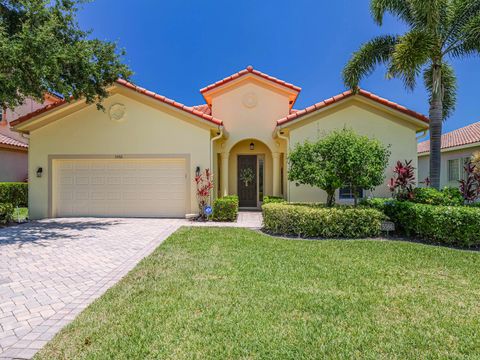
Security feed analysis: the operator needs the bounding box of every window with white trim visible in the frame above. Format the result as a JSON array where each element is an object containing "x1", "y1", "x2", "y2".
[{"x1": 448, "y1": 157, "x2": 472, "y2": 182}]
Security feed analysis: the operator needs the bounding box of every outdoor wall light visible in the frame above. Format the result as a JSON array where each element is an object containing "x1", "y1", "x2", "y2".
[
  {"x1": 36, "y1": 167, "x2": 43, "y2": 178},
  {"x1": 195, "y1": 166, "x2": 201, "y2": 177},
  {"x1": 250, "y1": 142, "x2": 255, "y2": 150}
]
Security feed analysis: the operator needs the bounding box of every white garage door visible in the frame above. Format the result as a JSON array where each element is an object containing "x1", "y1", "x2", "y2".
[{"x1": 54, "y1": 158, "x2": 187, "y2": 218}]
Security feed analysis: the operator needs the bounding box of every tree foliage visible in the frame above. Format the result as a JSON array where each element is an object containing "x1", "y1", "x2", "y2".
[
  {"x1": 343, "y1": 0, "x2": 480, "y2": 189},
  {"x1": 0, "y1": 0, "x2": 132, "y2": 109},
  {"x1": 288, "y1": 128, "x2": 390, "y2": 206}
]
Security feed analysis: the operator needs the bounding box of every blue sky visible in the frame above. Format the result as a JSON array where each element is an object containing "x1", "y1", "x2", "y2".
[{"x1": 78, "y1": 0, "x2": 479, "y2": 134}]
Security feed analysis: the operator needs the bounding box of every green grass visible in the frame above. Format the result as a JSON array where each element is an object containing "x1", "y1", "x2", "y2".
[
  {"x1": 13, "y1": 207, "x2": 28, "y2": 222},
  {"x1": 36, "y1": 228, "x2": 480, "y2": 359}
]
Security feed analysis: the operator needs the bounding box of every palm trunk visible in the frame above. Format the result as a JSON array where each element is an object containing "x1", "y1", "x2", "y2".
[{"x1": 429, "y1": 64, "x2": 443, "y2": 190}]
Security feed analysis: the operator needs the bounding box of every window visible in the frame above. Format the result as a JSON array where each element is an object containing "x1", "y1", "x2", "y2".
[
  {"x1": 448, "y1": 157, "x2": 471, "y2": 182},
  {"x1": 462, "y1": 157, "x2": 471, "y2": 181},
  {"x1": 448, "y1": 159, "x2": 460, "y2": 182},
  {"x1": 339, "y1": 186, "x2": 364, "y2": 200}
]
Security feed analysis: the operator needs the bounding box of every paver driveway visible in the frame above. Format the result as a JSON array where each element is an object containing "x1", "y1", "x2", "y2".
[{"x1": 0, "y1": 218, "x2": 185, "y2": 359}]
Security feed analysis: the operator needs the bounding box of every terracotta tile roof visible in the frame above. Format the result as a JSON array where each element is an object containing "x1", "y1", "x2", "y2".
[
  {"x1": 192, "y1": 104, "x2": 212, "y2": 116},
  {"x1": 0, "y1": 132, "x2": 28, "y2": 149},
  {"x1": 200, "y1": 66, "x2": 301, "y2": 94},
  {"x1": 276, "y1": 89, "x2": 429, "y2": 126},
  {"x1": 418, "y1": 121, "x2": 480, "y2": 154},
  {"x1": 11, "y1": 80, "x2": 223, "y2": 128}
]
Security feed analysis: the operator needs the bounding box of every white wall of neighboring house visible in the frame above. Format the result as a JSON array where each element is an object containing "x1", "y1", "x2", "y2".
[{"x1": 418, "y1": 145, "x2": 480, "y2": 188}]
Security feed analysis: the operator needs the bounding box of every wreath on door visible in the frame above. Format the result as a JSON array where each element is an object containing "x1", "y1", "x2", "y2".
[{"x1": 240, "y1": 168, "x2": 255, "y2": 187}]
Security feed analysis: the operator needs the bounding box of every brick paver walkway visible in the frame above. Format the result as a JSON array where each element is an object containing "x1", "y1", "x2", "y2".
[{"x1": 0, "y1": 212, "x2": 262, "y2": 359}]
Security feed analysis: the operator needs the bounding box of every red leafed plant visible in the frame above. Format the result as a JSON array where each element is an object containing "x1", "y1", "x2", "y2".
[
  {"x1": 195, "y1": 168, "x2": 214, "y2": 220},
  {"x1": 420, "y1": 177, "x2": 431, "y2": 187},
  {"x1": 388, "y1": 160, "x2": 416, "y2": 200},
  {"x1": 459, "y1": 161, "x2": 480, "y2": 204}
]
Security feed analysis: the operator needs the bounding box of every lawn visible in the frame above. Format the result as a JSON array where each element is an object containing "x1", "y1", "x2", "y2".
[{"x1": 36, "y1": 227, "x2": 480, "y2": 359}]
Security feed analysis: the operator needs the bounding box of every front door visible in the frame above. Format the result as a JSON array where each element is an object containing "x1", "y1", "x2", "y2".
[{"x1": 238, "y1": 155, "x2": 257, "y2": 207}]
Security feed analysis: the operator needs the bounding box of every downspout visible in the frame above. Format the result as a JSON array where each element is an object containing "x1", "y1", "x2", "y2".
[
  {"x1": 210, "y1": 126, "x2": 224, "y2": 204},
  {"x1": 276, "y1": 127, "x2": 289, "y2": 201}
]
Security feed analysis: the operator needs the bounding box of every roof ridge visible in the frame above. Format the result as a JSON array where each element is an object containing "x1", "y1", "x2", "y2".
[
  {"x1": 200, "y1": 65, "x2": 302, "y2": 94},
  {"x1": 276, "y1": 88, "x2": 429, "y2": 126}
]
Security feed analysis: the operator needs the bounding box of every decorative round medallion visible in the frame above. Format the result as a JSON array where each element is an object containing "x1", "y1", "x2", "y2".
[
  {"x1": 108, "y1": 103, "x2": 127, "y2": 122},
  {"x1": 242, "y1": 92, "x2": 258, "y2": 108}
]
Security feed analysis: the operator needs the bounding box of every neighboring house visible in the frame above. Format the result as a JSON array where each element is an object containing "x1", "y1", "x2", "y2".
[
  {"x1": 12, "y1": 66, "x2": 429, "y2": 219},
  {"x1": 0, "y1": 96, "x2": 59, "y2": 182},
  {"x1": 418, "y1": 121, "x2": 480, "y2": 188}
]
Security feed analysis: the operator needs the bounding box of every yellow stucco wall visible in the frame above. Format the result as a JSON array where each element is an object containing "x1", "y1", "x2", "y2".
[
  {"x1": 418, "y1": 145, "x2": 480, "y2": 188},
  {"x1": 212, "y1": 80, "x2": 289, "y2": 154},
  {"x1": 287, "y1": 99, "x2": 419, "y2": 202},
  {"x1": 28, "y1": 93, "x2": 212, "y2": 219}
]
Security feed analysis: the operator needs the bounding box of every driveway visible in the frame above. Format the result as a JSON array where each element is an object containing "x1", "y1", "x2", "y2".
[{"x1": 0, "y1": 218, "x2": 185, "y2": 359}]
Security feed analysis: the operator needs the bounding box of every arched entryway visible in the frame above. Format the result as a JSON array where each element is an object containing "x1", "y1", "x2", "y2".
[{"x1": 216, "y1": 138, "x2": 283, "y2": 208}]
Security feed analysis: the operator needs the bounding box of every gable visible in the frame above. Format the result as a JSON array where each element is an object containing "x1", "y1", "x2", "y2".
[
  {"x1": 277, "y1": 89, "x2": 429, "y2": 132},
  {"x1": 31, "y1": 93, "x2": 212, "y2": 149},
  {"x1": 201, "y1": 66, "x2": 300, "y2": 109},
  {"x1": 211, "y1": 80, "x2": 290, "y2": 144},
  {"x1": 12, "y1": 81, "x2": 222, "y2": 134}
]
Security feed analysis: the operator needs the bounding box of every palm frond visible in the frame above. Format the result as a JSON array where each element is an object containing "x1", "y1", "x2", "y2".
[
  {"x1": 423, "y1": 62, "x2": 457, "y2": 119},
  {"x1": 410, "y1": 0, "x2": 449, "y2": 33},
  {"x1": 343, "y1": 35, "x2": 398, "y2": 90},
  {"x1": 444, "y1": 0, "x2": 480, "y2": 47},
  {"x1": 370, "y1": 0, "x2": 414, "y2": 26},
  {"x1": 447, "y1": 14, "x2": 480, "y2": 57},
  {"x1": 389, "y1": 30, "x2": 433, "y2": 89}
]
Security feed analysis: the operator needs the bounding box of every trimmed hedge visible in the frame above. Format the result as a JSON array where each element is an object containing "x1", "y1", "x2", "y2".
[
  {"x1": 0, "y1": 182, "x2": 28, "y2": 207},
  {"x1": 212, "y1": 196, "x2": 239, "y2": 222},
  {"x1": 412, "y1": 187, "x2": 463, "y2": 206},
  {"x1": 262, "y1": 203, "x2": 385, "y2": 238},
  {"x1": 362, "y1": 199, "x2": 480, "y2": 247},
  {"x1": 262, "y1": 196, "x2": 286, "y2": 205},
  {"x1": 0, "y1": 203, "x2": 14, "y2": 224}
]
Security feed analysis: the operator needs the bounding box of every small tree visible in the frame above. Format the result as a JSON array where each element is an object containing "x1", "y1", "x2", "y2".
[
  {"x1": 194, "y1": 169, "x2": 214, "y2": 220},
  {"x1": 288, "y1": 128, "x2": 390, "y2": 206}
]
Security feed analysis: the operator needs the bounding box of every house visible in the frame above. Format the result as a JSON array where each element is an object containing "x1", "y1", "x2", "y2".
[
  {"x1": 418, "y1": 121, "x2": 480, "y2": 187},
  {"x1": 0, "y1": 96, "x2": 59, "y2": 182},
  {"x1": 12, "y1": 66, "x2": 429, "y2": 219}
]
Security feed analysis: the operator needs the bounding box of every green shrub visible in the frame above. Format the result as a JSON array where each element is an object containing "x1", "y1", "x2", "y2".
[
  {"x1": 360, "y1": 198, "x2": 391, "y2": 212},
  {"x1": 412, "y1": 187, "x2": 463, "y2": 206},
  {"x1": 0, "y1": 203, "x2": 14, "y2": 224},
  {"x1": 262, "y1": 203, "x2": 385, "y2": 238},
  {"x1": 212, "y1": 196, "x2": 239, "y2": 222},
  {"x1": 0, "y1": 182, "x2": 28, "y2": 207},
  {"x1": 378, "y1": 201, "x2": 480, "y2": 247},
  {"x1": 468, "y1": 202, "x2": 480, "y2": 208},
  {"x1": 262, "y1": 196, "x2": 286, "y2": 205}
]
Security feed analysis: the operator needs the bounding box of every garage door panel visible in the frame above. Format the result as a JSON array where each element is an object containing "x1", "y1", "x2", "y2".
[{"x1": 54, "y1": 158, "x2": 187, "y2": 218}]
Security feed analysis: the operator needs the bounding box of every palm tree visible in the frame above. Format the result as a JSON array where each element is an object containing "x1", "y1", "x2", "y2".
[{"x1": 343, "y1": 0, "x2": 480, "y2": 189}]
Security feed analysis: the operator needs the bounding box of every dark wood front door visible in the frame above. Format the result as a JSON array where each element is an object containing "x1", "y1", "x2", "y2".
[{"x1": 238, "y1": 155, "x2": 257, "y2": 207}]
